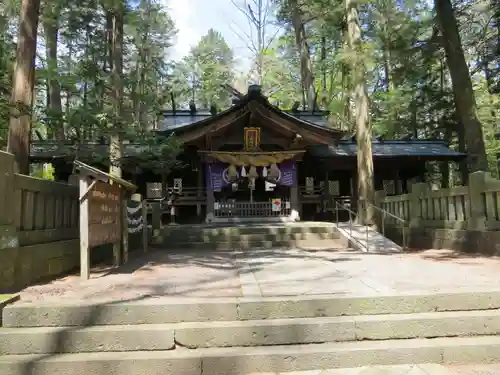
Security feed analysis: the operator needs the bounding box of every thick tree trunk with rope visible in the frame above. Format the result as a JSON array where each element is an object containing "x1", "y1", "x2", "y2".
[
  {"x1": 346, "y1": 0, "x2": 375, "y2": 225},
  {"x1": 7, "y1": 0, "x2": 41, "y2": 174}
]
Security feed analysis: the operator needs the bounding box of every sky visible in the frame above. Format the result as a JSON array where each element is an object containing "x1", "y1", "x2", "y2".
[{"x1": 166, "y1": 0, "x2": 270, "y2": 72}]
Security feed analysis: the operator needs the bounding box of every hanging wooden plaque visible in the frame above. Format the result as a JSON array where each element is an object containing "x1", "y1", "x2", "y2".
[{"x1": 244, "y1": 127, "x2": 261, "y2": 151}]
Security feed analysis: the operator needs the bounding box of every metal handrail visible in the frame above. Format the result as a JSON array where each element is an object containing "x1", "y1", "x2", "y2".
[
  {"x1": 367, "y1": 203, "x2": 405, "y2": 222},
  {"x1": 333, "y1": 199, "x2": 408, "y2": 252},
  {"x1": 365, "y1": 202, "x2": 408, "y2": 251},
  {"x1": 334, "y1": 200, "x2": 370, "y2": 252}
]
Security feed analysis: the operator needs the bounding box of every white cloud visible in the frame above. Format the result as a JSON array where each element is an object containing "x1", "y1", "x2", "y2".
[{"x1": 165, "y1": 0, "x2": 204, "y2": 60}]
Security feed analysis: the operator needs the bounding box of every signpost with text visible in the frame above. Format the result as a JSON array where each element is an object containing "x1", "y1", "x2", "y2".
[{"x1": 74, "y1": 160, "x2": 136, "y2": 280}]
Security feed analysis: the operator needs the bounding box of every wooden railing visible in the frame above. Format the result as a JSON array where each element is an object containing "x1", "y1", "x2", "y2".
[
  {"x1": 381, "y1": 194, "x2": 411, "y2": 224},
  {"x1": 377, "y1": 171, "x2": 500, "y2": 231},
  {"x1": 177, "y1": 187, "x2": 205, "y2": 200},
  {"x1": 299, "y1": 185, "x2": 323, "y2": 196},
  {"x1": 214, "y1": 200, "x2": 291, "y2": 217},
  {"x1": 483, "y1": 183, "x2": 500, "y2": 226}
]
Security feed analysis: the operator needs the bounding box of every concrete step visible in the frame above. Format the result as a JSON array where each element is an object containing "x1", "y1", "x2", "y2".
[
  {"x1": 2, "y1": 309, "x2": 500, "y2": 354},
  {"x1": 1, "y1": 336, "x2": 500, "y2": 375},
  {"x1": 4, "y1": 290, "x2": 500, "y2": 327}
]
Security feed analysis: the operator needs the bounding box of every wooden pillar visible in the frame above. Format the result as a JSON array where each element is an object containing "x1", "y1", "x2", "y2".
[
  {"x1": 323, "y1": 169, "x2": 329, "y2": 215},
  {"x1": 121, "y1": 192, "x2": 129, "y2": 264},
  {"x1": 205, "y1": 164, "x2": 215, "y2": 223},
  {"x1": 393, "y1": 168, "x2": 400, "y2": 195},
  {"x1": 79, "y1": 177, "x2": 90, "y2": 280},
  {"x1": 351, "y1": 168, "x2": 359, "y2": 213},
  {"x1": 206, "y1": 189, "x2": 214, "y2": 223},
  {"x1": 113, "y1": 192, "x2": 123, "y2": 267},
  {"x1": 290, "y1": 162, "x2": 300, "y2": 221},
  {"x1": 141, "y1": 199, "x2": 148, "y2": 252},
  {"x1": 151, "y1": 202, "x2": 162, "y2": 233},
  {"x1": 290, "y1": 185, "x2": 299, "y2": 221},
  {"x1": 196, "y1": 166, "x2": 203, "y2": 219}
]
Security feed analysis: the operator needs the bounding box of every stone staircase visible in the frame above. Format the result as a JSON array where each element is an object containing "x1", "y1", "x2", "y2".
[
  {"x1": 2, "y1": 291, "x2": 500, "y2": 374},
  {"x1": 155, "y1": 222, "x2": 349, "y2": 250}
]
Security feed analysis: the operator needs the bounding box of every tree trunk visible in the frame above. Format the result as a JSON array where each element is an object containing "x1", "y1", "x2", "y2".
[
  {"x1": 42, "y1": 6, "x2": 64, "y2": 140},
  {"x1": 7, "y1": 0, "x2": 41, "y2": 174},
  {"x1": 346, "y1": 0, "x2": 375, "y2": 225},
  {"x1": 435, "y1": 0, "x2": 488, "y2": 172},
  {"x1": 321, "y1": 36, "x2": 327, "y2": 108},
  {"x1": 109, "y1": 1, "x2": 124, "y2": 178},
  {"x1": 290, "y1": 1, "x2": 316, "y2": 111}
]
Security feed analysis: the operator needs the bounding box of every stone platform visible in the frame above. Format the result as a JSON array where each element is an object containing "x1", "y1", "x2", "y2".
[
  {"x1": 10, "y1": 246, "x2": 500, "y2": 304},
  {"x1": 2, "y1": 247, "x2": 500, "y2": 374}
]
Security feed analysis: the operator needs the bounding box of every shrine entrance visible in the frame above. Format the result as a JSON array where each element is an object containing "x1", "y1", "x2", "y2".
[
  {"x1": 213, "y1": 172, "x2": 292, "y2": 219},
  {"x1": 202, "y1": 151, "x2": 301, "y2": 222}
]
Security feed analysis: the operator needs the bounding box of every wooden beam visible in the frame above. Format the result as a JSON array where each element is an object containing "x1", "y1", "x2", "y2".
[
  {"x1": 79, "y1": 176, "x2": 90, "y2": 280},
  {"x1": 255, "y1": 109, "x2": 334, "y2": 145},
  {"x1": 210, "y1": 135, "x2": 290, "y2": 149},
  {"x1": 251, "y1": 103, "x2": 335, "y2": 145},
  {"x1": 179, "y1": 109, "x2": 250, "y2": 143}
]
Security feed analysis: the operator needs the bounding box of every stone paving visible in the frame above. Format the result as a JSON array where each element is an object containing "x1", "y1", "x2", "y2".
[
  {"x1": 253, "y1": 364, "x2": 500, "y2": 375},
  {"x1": 8, "y1": 246, "x2": 500, "y2": 373},
  {"x1": 15, "y1": 246, "x2": 500, "y2": 304},
  {"x1": 447, "y1": 364, "x2": 500, "y2": 375}
]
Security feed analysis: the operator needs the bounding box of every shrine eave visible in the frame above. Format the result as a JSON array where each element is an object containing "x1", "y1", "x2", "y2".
[{"x1": 309, "y1": 140, "x2": 466, "y2": 161}]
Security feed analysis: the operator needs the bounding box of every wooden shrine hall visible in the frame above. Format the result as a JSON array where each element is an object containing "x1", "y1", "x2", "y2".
[{"x1": 29, "y1": 85, "x2": 466, "y2": 224}]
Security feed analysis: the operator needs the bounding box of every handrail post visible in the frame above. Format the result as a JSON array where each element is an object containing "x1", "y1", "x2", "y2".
[
  {"x1": 350, "y1": 202, "x2": 353, "y2": 238},
  {"x1": 335, "y1": 200, "x2": 339, "y2": 225}
]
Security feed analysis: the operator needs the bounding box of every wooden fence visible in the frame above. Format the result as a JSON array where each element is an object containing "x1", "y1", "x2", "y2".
[
  {"x1": 15, "y1": 174, "x2": 79, "y2": 246},
  {"x1": 375, "y1": 171, "x2": 500, "y2": 231},
  {"x1": 0, "y1": 151, "x2": 79, "y2": 291}
]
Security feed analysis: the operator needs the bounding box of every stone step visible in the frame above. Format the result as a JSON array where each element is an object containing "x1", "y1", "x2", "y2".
[
  {"x1": 233, "y1": 364, "x2": 500, "y2": 375},
  {"x1": 162, "y1": 232, "x2": 343, "y2": 244},
  {"x1": 2, "y1": 309, "x2": 500, "y2": 354},
  {"x1": 163, "y1": 223, "x2": 339, "y2": 237},
  {"x1": 1, "y1": 335, "x2": 500, "y2": 375},
  {"x1": 4, "y1": 290, "x2": 500, "y2": 327},
  {"x1": 159, "y1": 239, "x2": 347, "y2": 251}
]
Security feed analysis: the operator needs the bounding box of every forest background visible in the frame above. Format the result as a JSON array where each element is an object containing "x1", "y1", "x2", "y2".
[{"x1": 0, "y1": 0, "x2": 499, "y2": 188}]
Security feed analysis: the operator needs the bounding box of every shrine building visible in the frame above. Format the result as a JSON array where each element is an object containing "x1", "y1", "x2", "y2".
[{"x1": 29, "y1": 85, "x2": 465, "y2": 224}]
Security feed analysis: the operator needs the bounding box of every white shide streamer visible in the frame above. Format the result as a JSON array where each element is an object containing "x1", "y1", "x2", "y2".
[
  {"x1": 128, "y1": 223, "x2": 144, "y2": 234},
  {"x1": 127, "y1": 203, "x2": 142, "y2": 215},
  {"x1": 127, "y1": 201, "x2": 145, "y2": 234}
]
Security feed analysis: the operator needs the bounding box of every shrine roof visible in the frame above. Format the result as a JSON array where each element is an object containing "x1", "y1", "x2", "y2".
[
  {"x1": 309, "y1": 140, "x2": 466, "y2": 160},
  {"x1": 159, "y1": 110, "x2": 332, "y2": 131},
  {"x1": 157, "y1": 86, "x2": 343, "y2": 141}
]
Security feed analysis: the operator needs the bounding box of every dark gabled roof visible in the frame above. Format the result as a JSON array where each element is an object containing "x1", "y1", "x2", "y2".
[
  {"x1": 309, "y1": 139, "x2": 466, "y2": 160},
  {"x1": 284, "y1": 111, "x2": 331, "y2": 128},
  {"x1": 157, "y1": 86, "x2": 342, "y2": 138},
  {"x1": 159, "y1": 111, "x2": 213, "y2": 131}
]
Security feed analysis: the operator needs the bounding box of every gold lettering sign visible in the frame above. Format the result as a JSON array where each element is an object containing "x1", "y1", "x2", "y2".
[{"x1": 244, "y1": 127, "x2": 261, "y2": 151}]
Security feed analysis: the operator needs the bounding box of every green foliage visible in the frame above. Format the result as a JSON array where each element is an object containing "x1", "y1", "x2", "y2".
[
  {"x1": 30, "y1": 163, "x2": 55, "y2": 180},
  {"x1": 123, "y1": 133, "x2": 183, "y2": 176},
  {"x1": 1, "y1": 0, "x2": 500, "y2": 182},
  {"x1": 169, "y1": 29, "x2": 235, "y2": 110}
]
